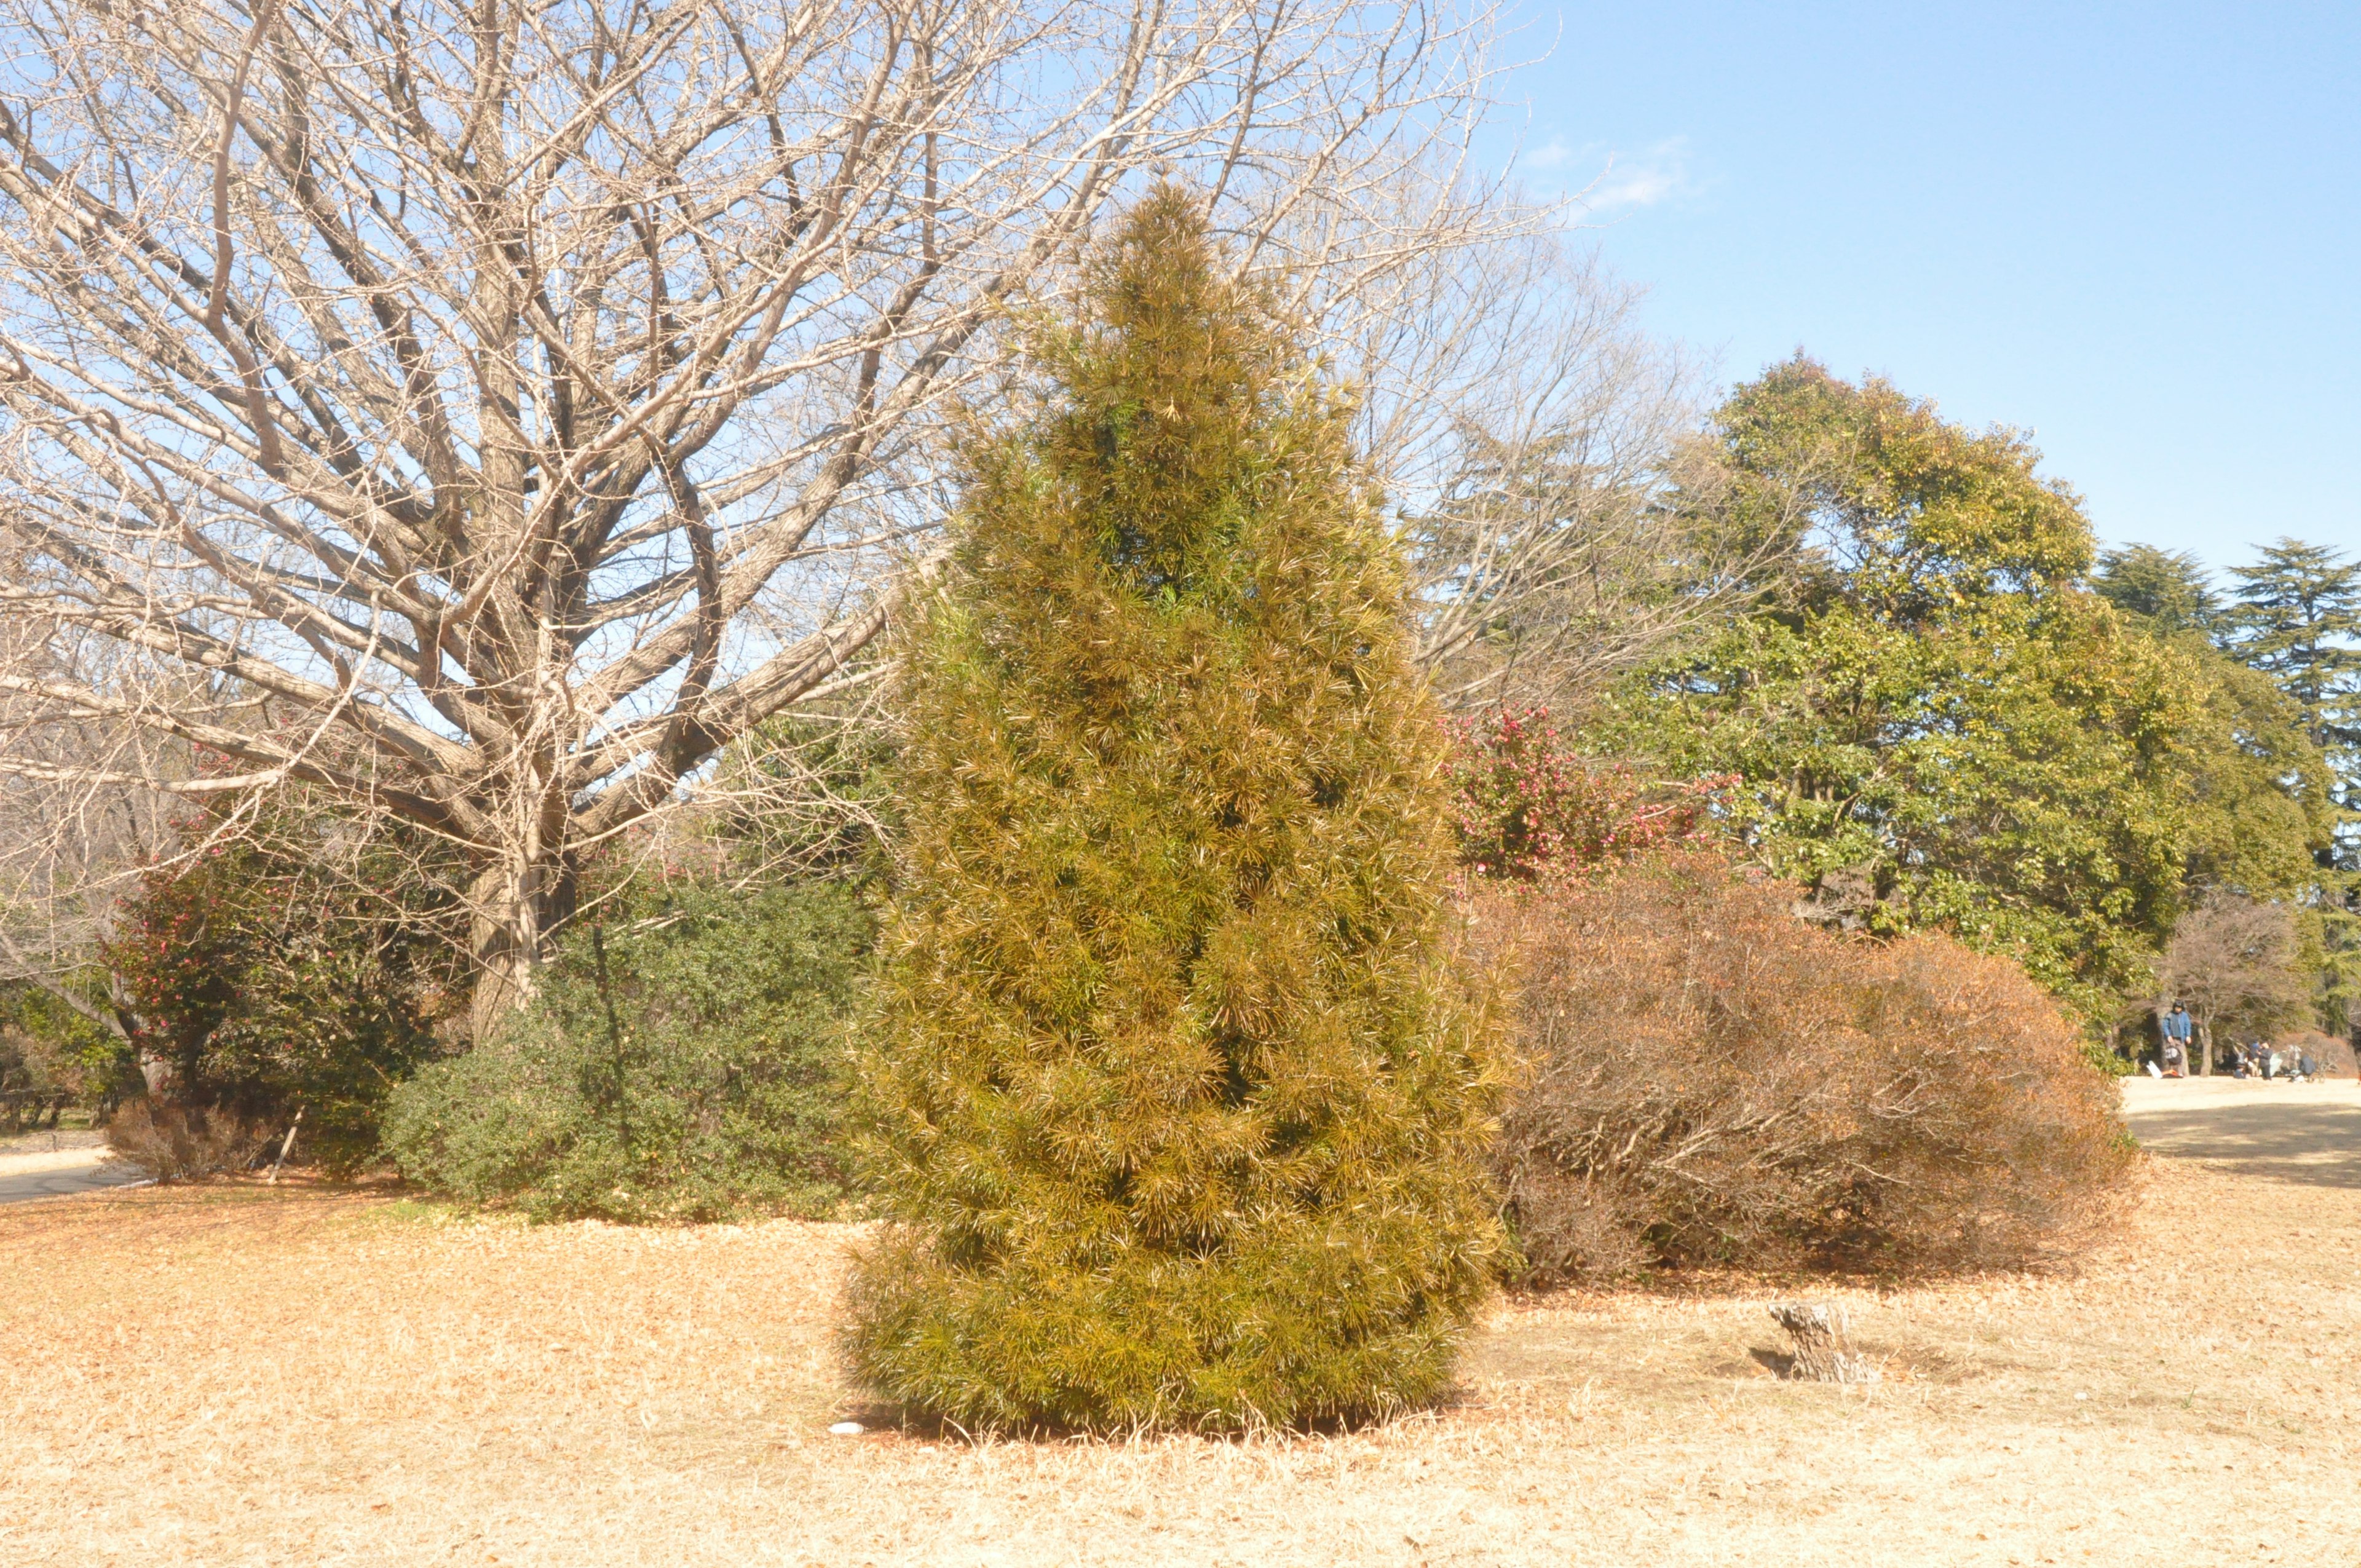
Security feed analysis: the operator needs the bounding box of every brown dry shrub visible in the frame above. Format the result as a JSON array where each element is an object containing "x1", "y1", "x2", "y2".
[
  {"x1": 105, "y1": 1100, "x2": 269, "y2": 1182},
  {"x1": 1472, "y1": 855, "x2": 2134, "y2": 1286},
  {"x1": 2274, "y1": 1031, "x2": 2355, "y2": 1079}
]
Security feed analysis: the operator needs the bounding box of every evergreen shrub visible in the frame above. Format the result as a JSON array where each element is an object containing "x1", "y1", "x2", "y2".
[
  {"x1": 106, "y1": 793, "x2": 469, "y2": 1173},
  {"x1": 1476, "y1": 854, "x2": 2133, "y2": 1285},
  {"x1": 383, "y1": 877, "x2": 871, "y2": 1221},
  {"x1": 840, "y1": 188, "x2": 1506, "y2": 1433},
  {"x1": 1, "y1": 983, "x2": 125, "y2": 1127}
]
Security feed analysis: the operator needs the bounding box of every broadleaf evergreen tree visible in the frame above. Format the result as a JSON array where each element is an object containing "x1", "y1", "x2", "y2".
[
  {"x1": 842, "y1": 188, "x2": 1505, "y2": 1432},
  {"x1": 1598, "y1": 361, "x2": 2331, "y2": 1028}
]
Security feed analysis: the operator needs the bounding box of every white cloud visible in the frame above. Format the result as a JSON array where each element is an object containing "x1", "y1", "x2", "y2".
[
  {"x1": 1525, "y1": 135, "x2": 1580, "y2": 172},
  {"x1": 1516, "y1": 135, "x2": 1695, "y2": 216},
  {"x1": 1583, "y1": 139, "x2": 1693, "y2": 212}
]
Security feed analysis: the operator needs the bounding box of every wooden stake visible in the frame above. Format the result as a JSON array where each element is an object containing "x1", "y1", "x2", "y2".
[{"x1": 266, "y1": 1107, "x2": 304, "y2": 1185}]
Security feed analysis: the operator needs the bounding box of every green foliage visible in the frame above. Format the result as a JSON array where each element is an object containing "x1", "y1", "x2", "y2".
[
  {"x1": 0, "y1": 980, "x2": 127, "y2": 1111},
  {"x1": 1714, "y1": 355, "x2": 2095, "y2": 612},
  {"x1": 2108, "y1": 583, "x2": 2343, "y2": 918},
  {"x1": 2220, "y1": 537, "x2": 2361, "y2": 1032},
  {"x1": 1599, "y1": 360, "x2": 2330, "y2": 1025},
  {"x1": 383, "y1": 876, "x2": 871, "y2": 1222},
  {"x1": 106, "y1": 794, "x2": 469, "y2": 1172},
  {"x1": 2225, "y1": 539, "x2": 2361, "y2": 769},
  {"x1": 2165, "y1": 648, "x2": 2336, "y2": 901},
  {"x1": 2095, "y1": 544, "x2": 2223, "y2": 636},
  {"x1": 842, "y1": 188, "x2": 1505, "y2": 1433}
]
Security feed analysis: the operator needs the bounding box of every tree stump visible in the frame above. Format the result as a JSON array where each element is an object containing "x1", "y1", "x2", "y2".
[{"x1": 1769, "y1": 1302, "x2": 1880, "y2": 1384}]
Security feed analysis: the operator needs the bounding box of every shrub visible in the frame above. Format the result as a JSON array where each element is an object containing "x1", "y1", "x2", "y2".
[
  {"x1": 1475, "y1": 855, "x2": 2133, "y2": 1286},
  {"x1": 1, "y1": 981, "x2": 133, "y2": 1123},
  {"x1": 1444, "y1": 705, "x2": 1725, "y2": 880},
  {"x1": 841, "y1": 188, "x2": 1506, "y2": 1433},
  {"x1": 105, "y1": 1099, "x2": 267, "y2": 1181},
  {"x1": 383, "y1": 877, "x2": 871, "y2": 1222},
  {"x1": 106, "y1": 791, "x2": 469, "y2": 1171}
]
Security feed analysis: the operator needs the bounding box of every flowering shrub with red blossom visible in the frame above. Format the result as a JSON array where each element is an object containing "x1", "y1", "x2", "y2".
[
  {"x1": 105, "y1": 788, "x2": 470, "y2": 1173},
  {"x1": 1442, "y1": 707, "x2": 1730, "y2": 880},
  {"x1": 108, "y1": 847, "x2": 248, "y2": 1088}
]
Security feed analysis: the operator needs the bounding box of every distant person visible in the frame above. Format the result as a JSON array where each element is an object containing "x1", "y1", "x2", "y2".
[{"x1": 2161, "y1": 1004, "x2": 2193, "y2": 1077}]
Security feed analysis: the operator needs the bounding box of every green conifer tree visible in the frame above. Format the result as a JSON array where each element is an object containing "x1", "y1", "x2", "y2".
[
  {"x1": 840, "y1": 188, "x2": 1505, "y2": 1433},
  {"x1": 2095, "y1": 544, "x2": 2223, "y2": 636},
  {"x1": 2225, "y1": 537, "x2": 2361, "y2": 1033},
  {"x1": 2227, "y1": 537, "x2": 2361, "y2": 810}
]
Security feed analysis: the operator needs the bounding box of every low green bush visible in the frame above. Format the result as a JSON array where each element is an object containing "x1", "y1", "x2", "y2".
[{"x1": 383, "y1": 877, "x2": 872, "y2": 1221}]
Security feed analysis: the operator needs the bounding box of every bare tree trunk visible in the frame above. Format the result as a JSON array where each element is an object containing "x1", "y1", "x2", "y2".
[{"x1": 465, "y1": 867, "x2": 535, "y2": 1044}]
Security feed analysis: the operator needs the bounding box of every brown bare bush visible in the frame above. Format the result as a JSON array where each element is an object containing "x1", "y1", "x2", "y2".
[
  {"x1": 2276, "y1": 1031, "x2": 2357, "y2": 1079},
  {"x1": 104, "y1": 1099, "x2": 267, "y2": 1183},
  {"x1": 1471, "y1": 856, "x2": 2133, "y2": 1286}
]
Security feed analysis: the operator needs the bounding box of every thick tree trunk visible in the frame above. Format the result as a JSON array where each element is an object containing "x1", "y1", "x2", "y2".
[
  {"x1": 467, "y1": 938, "x2": 534, "y2": 1048},
  {"x1": 465, "y1": 850, "x2": 577, "y2": 1046}
]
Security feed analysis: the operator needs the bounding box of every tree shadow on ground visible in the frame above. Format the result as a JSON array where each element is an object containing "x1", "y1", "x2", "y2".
[{"x1": 2126, "y1": 1102, "x2": 2361, "y2": 1190}]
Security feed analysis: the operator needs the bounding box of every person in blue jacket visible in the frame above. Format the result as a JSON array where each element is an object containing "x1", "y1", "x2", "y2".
[{"x1": 2160, "y1": 1003, "x2": 2193, "y2": 1077}]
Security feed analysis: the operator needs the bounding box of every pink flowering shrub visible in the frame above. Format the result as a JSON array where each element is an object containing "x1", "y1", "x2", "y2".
[{"x1": 1442, "y1": 707, "x2": 1728, "y2": 880}]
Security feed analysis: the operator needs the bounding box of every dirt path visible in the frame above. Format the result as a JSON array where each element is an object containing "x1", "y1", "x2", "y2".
[
  {"x1": 0, "y1": 1135, "x2": 144, "y2": 1206},
  {"x1": 1, "y1": 1082, "x2": 2355, "y2": 1567}
]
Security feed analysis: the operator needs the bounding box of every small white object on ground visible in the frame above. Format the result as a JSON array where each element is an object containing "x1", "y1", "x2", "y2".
[{"x1": 828, "y1": 1420, "x2": 864, "y2": 1437}]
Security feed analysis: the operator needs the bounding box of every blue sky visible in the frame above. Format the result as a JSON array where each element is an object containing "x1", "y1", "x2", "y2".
[{"x1": 1497, "y1": 1, "x2": 2359, "y2": 575}]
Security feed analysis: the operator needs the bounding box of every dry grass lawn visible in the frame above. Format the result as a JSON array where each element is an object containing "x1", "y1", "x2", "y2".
[{"x1": 4, "y1": 1078, "x2": 2357, "y2": 1567}]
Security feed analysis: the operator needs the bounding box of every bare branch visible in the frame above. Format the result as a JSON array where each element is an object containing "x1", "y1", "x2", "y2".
[{"x1": 0, "y1": 0, "x2": 1529, "y2": 1032}]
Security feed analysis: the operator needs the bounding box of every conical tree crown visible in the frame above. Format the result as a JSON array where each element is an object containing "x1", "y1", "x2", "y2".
[{"x1": 843, "y1": 186, "x2": 1503, "y2": 1432}]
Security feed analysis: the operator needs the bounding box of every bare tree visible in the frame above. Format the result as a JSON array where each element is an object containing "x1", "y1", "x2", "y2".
[
  {"x1": 0, "y1": 572, "x2": 188, "y2": 1047},
  {"x1": 0, "y1": 0, "x2": 1522, "y2": 1033},
  {"x1": 2159, "y1": 893, "x2": 2312, "y2": 1075},
  {"x1": 1356, "y1": 229, "x2": 1792, "y2": 713}
]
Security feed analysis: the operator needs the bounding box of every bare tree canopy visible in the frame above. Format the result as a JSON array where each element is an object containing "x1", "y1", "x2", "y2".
[
  {"x1": 1370, "y1": 236, "x2": 1791, "y2": 713},
  {"x1": 2159, "y1": 892, "x2": 2312, "y2": 1072},
  {"x1": 0, "y1": 0, "x2": 1519, "y2": 1029}
]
